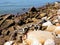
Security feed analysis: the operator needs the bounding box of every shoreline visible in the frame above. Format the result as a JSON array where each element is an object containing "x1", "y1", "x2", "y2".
[
  {"x1": 0, "y1": 1, "x2": 56, "y2": 15},
  {"x1": 0, "y1": 2, "x2": 60, "y2": 45}
]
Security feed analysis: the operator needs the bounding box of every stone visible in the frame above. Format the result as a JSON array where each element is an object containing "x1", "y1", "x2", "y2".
[
  {"x1": 42, "y1": 21, "x2": 53, "y2": 26},
  {"x1": 44, "y1": 39, "x2": 55, "y2": 45},
  {"x1": 46, "y1": 25, "x2": 56, "y2": 32},
  {"x1": 14, "y1": 17, "x2": 20, "y2": 24},
  {"x1": 4, "y1": 41, "x2": 14, "y2": 45},
  {"x1": 25, "y1": 31, "x2": 55, "y2": 45},
  {"x1": 0, "y1": 14, "x2": 11, "y2": 25},
  {"x1": 1, "y1": 19, "x2": 14, "y2": 29},
  {"x1": 40, "y1": 13, "x2": 47, "y2": 18},
  {"x1": 57, "y1": 9, "x2": 60, "y2": 15},
  {"x1": 54, "y1": 26, "x2": 60, "y2": 34},
  {"x1": 26, "y1": 18, "x2": 33, "y2": 23},
  {"x1": 56, "y1": 23, "x2": 60, "y2": 26},
  {"x1": 29, "y1": 7, "x2": 37, "y2": 12}
]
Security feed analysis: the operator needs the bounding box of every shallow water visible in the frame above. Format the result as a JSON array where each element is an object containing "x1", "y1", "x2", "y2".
[{"x1": 0, "y1": 0, "x2": 60, "y2": 15}]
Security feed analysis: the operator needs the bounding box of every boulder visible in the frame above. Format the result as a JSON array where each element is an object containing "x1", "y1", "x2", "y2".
[
  {"x1": 40, "y1": 13, "x2": 47, "y2": 18},
  {"x1": 44, "y1": 39, "x2": 55, "y2": 45},
  {"x1": 1, "y1": 19, "x2": 14, "y2": 29},
  {"x1": 4, "y1": 41, "x2": 14, "y2": 45},
  {"x1": 29, "y1": 7, "x2": 37, "y2": 12},
  {"x1": 42, "y1": 21, "x2": 53, "y2": 26},
  {"x1": 25, "y1": 31, "x2": 55, "y2": 45},
  {"x1": 0, "y1": 14, "x2": 11, "y2": 25}
]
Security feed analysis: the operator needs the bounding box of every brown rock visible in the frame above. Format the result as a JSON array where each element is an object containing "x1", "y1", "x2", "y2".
[
  {"x1": 25, "y1": 18, "x2": 33, "y2": 23},
  {"x1": 4, "y1": 26, "x2": 14, "y2": 36},
  {"x1": 56, "y1": 23, "x2": 60, "y2": 26},
  {"x1": 40, "y1": 13, "x2": 47, "y2": 18},
  {"x1": 14, "y1": 17, "x2": 20, "y2": 24},
  {"x1": 4, "y1": 36, "x2": 10, "y2": 41},
  {"x1": 1, "y1": 19, "x2": 14, "y2": 29},
  {"x1": 0, "y1": 14, "x2": 11, "y2": 25}
]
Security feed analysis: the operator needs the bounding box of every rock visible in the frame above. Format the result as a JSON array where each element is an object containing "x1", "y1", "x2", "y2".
[
  {"x1": 42, "y1": 21, "x2": 53, "y2": 26},
  {"x1": 53, "y1": 19, "x2": 59, "y2": 24},
  {"x1": 32, "y1": 18, "x2": 40, "y2": 23},
  {"x1": 4, "y1": 36, "x2": 10, "y2": 41},
  {"x1": 14, "y1": 25, "x2": 21, "y2": 30},
  {"x1": 57, "y1": 9, "x2": 60, "y2": 15},
  {"x1": 42, "y1": 26, "x2": 47, "y2": 30},
  {"x1": 25, "y1": 18, "x2": 33, "y2": 23},
  {"x1": 42, "y1": 16, "x2": 47, "y2": 20},
  {"x1": 54, "y1": 26, "x2": 60, "y2": 34},
  {"x1": 40, "y1": 13, "x2": 47, "y2": 18},
  {"x1": 55, "y1": 23, "x2": 60, "y2": 26},
  {"x1": 14, "y1": 17, "x2": 20, "y2": 24},
  {"x1": 29, "y1": 7, "x2": 37, "y2": 12},
  {"x1": 25, "y1": 31, "x2": 55, "y2": 45},
  {"x1": 44, "y1": 39, "x2": 55, "y2": 45},
  {"x1": 4, "y1": 41, "x2": 14, "y2": 45},
  {"x1": 54, "y1": 2, "x2": 59, "y2": 7},
  {"x1": 4, "y1": 26, "x2": 14, "y2": 36},
  {"x1": 0, "y1": 14, "x2": 11, "y2": 25},
  {"x1": 31, "y1": 40, "x2": 42, "y2": 45},
  {"x1": 46, "y1": 25, "x2": 56, "y2": 32},
  {"x1": 0, "y1": 17, "x2": 3, "y2": 20},
  {"x1": 0, "y1": 38, "x2": 5, "y2": 45},
  {"x1": 1, "y1": 29, "x2": 7, "y2": 35},
  {"x1": 1, "y1": 19, "x2": 14, "y2": 29}
]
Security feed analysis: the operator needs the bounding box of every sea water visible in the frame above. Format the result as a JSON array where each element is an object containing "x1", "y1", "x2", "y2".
[{"x1": 0, "y1": 0, "x2": 60, "y2": 15}]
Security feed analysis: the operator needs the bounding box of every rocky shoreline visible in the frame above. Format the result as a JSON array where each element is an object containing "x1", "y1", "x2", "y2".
[{"x1": 0, "y1": 2, "x2": 60, "y2": 45}]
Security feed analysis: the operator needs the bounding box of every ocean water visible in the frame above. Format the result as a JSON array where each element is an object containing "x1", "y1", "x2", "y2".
[{"x1": 0, "y1": 0, "x2": 60, "y2": 15}]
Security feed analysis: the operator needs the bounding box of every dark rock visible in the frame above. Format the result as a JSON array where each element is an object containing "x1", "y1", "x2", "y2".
[
  {"x1": 0, "y1": 30, "x2": 2, "y2": 35},
  {"x1": 29, "y1": 7, "x2": 37, "y2": 12},
  {"x1": 18, "y1": 20, "x2": 25, "y2": 25}
]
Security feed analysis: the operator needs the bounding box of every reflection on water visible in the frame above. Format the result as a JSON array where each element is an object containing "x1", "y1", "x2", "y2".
[{"x1": 0, "y1": 0, "x2": 60, "y2": 15}]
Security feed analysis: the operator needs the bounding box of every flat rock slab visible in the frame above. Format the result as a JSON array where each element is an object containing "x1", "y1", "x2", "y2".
[
  {"x1": 0, "y1": 14, "x2": 11, "y2": 25},
  {"x1": 1, "y1": 19, "x2": 14, "y2": 29}
]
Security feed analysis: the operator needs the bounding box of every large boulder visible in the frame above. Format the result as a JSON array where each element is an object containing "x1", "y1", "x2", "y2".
[{"x1": 24, "y1": 31, "x2": 55, "y2": 45}]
